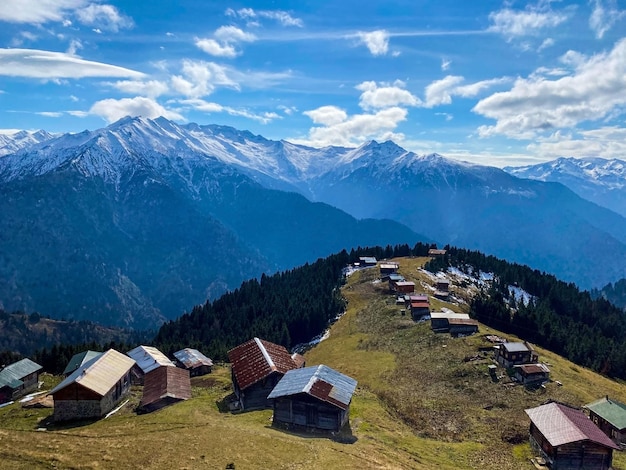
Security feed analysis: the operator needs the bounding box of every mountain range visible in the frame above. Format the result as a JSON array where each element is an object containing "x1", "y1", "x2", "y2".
[
  {"x1": 504, "y1": 157, "x2": 626, "y2": 218},
  {"x1": 1, "y1": 116, "x2": 626, "y2": 328}
]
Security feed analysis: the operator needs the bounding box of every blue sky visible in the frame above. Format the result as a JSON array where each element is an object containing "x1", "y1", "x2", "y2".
[{"x1": 0, "y1": 0, "x2": 625, "y2": 167}]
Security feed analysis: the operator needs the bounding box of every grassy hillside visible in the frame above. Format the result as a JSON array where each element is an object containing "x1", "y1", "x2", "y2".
[{"x1": 1, "y1": 256, "x2": 626, "y2": 469}]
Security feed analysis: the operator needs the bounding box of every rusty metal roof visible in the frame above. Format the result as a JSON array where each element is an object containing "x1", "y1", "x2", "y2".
[
  {"x1": 127, "y1": 346, "x2": 175, "y2": 374},
  {"x1": 173, "y1": 348, "x2": 213, "y2": 369},
  {"x1": 515, "y1": 363, "x2": 550, "y2": 374},
  {"x1": 447, "y1": 318, "x2": 478, "y2": 326},
  {"x1": 50, "y1": 349, "x2": 136, "y2": 397},
  {"x1": 139, "y1": 365, "x2": 191, "y2": 410},
  {"x1": 228, "y1": 338, "x2": 299, "y2": 391},
  {"x1": 268, "y1": 364, "x2": 357, "y2": 411},
  {"x1": 410, "y1": 301, "x2": 430, "y2": 309},
  {"x1": 525, "y1": 402, "x2": 619, "y2": 449}
]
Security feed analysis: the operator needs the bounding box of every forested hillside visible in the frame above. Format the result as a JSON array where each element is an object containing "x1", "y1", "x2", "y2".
[
  {"x1": 426, "y1": 248, "x2": 626, "y2": 379},
  {"x1": 591, "y1": 279, "x2": 626, "y2": 310},
  {"x1": 154, "y1": 243, "x2": 433, "y2": 359}
]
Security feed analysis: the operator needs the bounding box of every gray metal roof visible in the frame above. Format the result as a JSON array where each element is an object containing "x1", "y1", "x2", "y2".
[
  {"x1": 502, "y1": 342, "x2": 532, "y2": 353},
  {"x1": 0, "y1": 358, "x2": 42, "y2": 388},
  {"x1": 127, "y1": 346, "x2": 174, "y2": 374},
  {"x1": 268, "y1": 364, "x2": 357, "y2": 410},
  {"x1": 62, "y1": 351, "x2": 102, "y2": 376},
  {"x1": 173, "y1": 348, "x2": 213, "y2": 369}
]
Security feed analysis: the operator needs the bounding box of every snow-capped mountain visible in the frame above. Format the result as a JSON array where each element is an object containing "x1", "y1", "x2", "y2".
[
  {"x1": 505, "y1": 157, "x2": 626, "y2": 217},
  {"x1": 0, "y1": 129, "x2": 54, "y2": 156},
  {"x1": 0, "y1": 117, "x2": 422, "y2": 328}
]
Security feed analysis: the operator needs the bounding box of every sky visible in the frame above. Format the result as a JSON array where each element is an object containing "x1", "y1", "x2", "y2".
[{"x1": 0, "y1": 1, "x2": 625, "y2": 167}]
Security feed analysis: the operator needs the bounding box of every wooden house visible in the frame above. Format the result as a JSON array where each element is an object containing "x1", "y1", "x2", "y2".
[
  {"x1": 494, "y1": 341, "x2": 538, "y2": 368},
  {"x1": 410, "y1": 301, "x2": 431, "y2": 321},
  {"x1": 379, "y1": 262, "x2": 399, "y2": 276},
  {"x1": 49, "y1": 349, "x2": 135, "y2": 422},
  {"x1": 387, "y1": 274, "x2": 405, "y2": 288},
  {"x1": 393, "y1": 281, "x2": 415, "y2": 294},
  {"x1": 584, "y1": 396, "x2": 626, "y2": 446},
  {"x1": 173, "y1": 348, "x2": 213, "y2": 377},
  {"x1": 127, "y1": 345, "x2": 176, "y2": 385},
  {"x1": 138, "y1": 365, "x2": 191, "y2": 414},
  {"x1": 359, "y1": 256, "x2": 377, "y2": 267},
  {"x1": 227, "y1": 337, "x2": 303, "y2": 411},
  {"x1": 0, "y1": 358, "x2": 42, "y2": 403},
  {"x1": 525, "y1": 402, "x2": 619, "y2": 470},
  {"x1": 433, "y1": 278, "x2": 450, "y2": 299},
  {"x1": 430, "y1": 311, "x2": 470, "y2": 332},
  {"x1": 62, "y1": 351, "x2": 102, "y2": 377},
  {"x1": 447, "y1": 318, "x2": 479, "y2": 337},
  {"x1": 268, "y1": 364, "x2": 357, "y2": 433},
  {"x1": 513, "y1": 363, "x2": 550, "y2": 386},
  {"x1": 428, "y1": 249, "x2": 447, "y2": 257}
]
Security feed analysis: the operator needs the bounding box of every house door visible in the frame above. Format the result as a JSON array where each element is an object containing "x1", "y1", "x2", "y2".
[{"x1": 306, "y1": 405, "x2": 318, "y2": 426}]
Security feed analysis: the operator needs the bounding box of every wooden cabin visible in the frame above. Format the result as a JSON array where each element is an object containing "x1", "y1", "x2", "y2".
[
  {"x1": 49, "y1": 349, "x2": 135, "y2": 422},
  {"x1": 584, "y1": 396, "x2": 626, "y2": 446},
  {"x1": 127, "y1": 345, "x2": 175, "y2": 385},
  {"x1": 410, "y1": 301, "x2": 430, "y2": 321},
  {"x1": 173, "y1": 348, "x2": 213, "y2": 377},
  {"x1": 268, "y1": 364, "x2": 357, "y2": 433},
  {"x1": 387, "y1": 274, "x2": 405, "y2": 289},
  {"x1": 228, "y1": 337, "x2": 303, "y2": 411},
  {"x1": 359, "y1": 256, "x2": 377, "y2": 267},
  {"x1": 0, "y1": 358, "x2": 42, "y2": 403},
  {"x1": 447, "y1": 318, "x2": 479, "y2": 337},
  {"x1": 430, "y1": 311, "x2": 470, "y2": 332},
  {"x1": 513, "y1": 363, "x2": 550, "y2": 386},
  {"x1": 494, "y1": 341, "x2": 538, "y2": 368},
  {"x1": 392, "y1": 281, "x2": 415, "y2": 294},
  {"x1": 526, "y1": 402, "x2": 619, "y2": 470},
  {"x1": 138, "y1": 366, "x2": 191, "y2": 413},
  {"x1": 428, "y1": 249, "x2": 447, "y2": 257},
  {"x1": 379, "y1": 262, "x2": 399, "y2": 276},
  {"x1": 62, "y1": 351, "x2": 102, "y2": 377}
]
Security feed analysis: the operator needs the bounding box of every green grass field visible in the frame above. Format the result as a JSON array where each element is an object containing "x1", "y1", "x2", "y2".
[{"x1": 1, "y1": 256, "x2": 626, "y2": 469}]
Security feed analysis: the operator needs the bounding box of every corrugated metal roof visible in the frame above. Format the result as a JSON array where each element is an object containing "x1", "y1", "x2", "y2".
[
  {"x1": 430, "y1": 312, "x2": 470, "y2": 320},
  {"x1": 409, "y1": 294, "x2": 429, "y2": 302},
  {"x1": 388, "y1": 274, "x2": 405, "y2": 281},
  {"x1": 50, "y1": 349, "x2": 136, "y2": 397},
  {"x1": 447, "y1": 318, "x2": 478, "y2": 326},
  {"x1": 173, "y1": 348, "x2": 213, "y2": 369},
  {"x1": 127, "y1": 346, "x2": 174, "y2": 374},
  {"x1": 62, "y1": 351, "x2": 102, "y2": 376},
  {"x1": 379, "y1": 263, "x2": 398, "y2": 270},
  {"x1": 525, "y1": 402, "x2": 619, "y2": 449},
  {"x1": 139, "y1": 365, "x2": 191, "y2": 409},
  {"x1": 502, "y1": 342, "x2": 532, "y2": 353},
  {"x1": 395, "y1": 281, "x2": 415, "y2": 287},
  {"x1": 0, "y1": 358, "x2": 42, "y2": 388},
  {"x1": 515, "y1": 364, "x2": 550, "y2": 374},
  {"x1": 268, "y1": 364, "x2": 357, "y2": 410},
  {"x1": 228, "y1": 338, "x2": 299, "y2": 391},
  {"x1": 584, "y1": 397, "x2": 626, "y2": 430},
  {"x1": 411, "y1": 301, "x2": 430, "y2": 309}
]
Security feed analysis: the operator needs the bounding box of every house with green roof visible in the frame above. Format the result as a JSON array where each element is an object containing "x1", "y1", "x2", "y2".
[
  {"x1": 584, "y1": 396, "x2": 626, "y2": 446},
  {"x1": 0, "y1": 358, "x2": 43, "y2": 403}
]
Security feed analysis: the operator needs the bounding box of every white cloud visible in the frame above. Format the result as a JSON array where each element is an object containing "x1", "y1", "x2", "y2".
[
  {"x1": 214, "y1": 26, "x2": 256, "y2": 43},
  {"x1": 109, "y1": 79, "x2": 169, "y2": 98},
  {"x1": 441, "y1": 58, "x2": 451, "y2": 71},
  {"x1": 196, "y1": 26, "x2": 256, "y2": 58},
  {"x1": 170, "y1": 60, "x2": 238, "y2": 98},
  {"x1": 538, "y1": 37, "x2": 554, "y2": 52},
  {"x1": 356, "y1": 80, "x2": 421, "y2": 110},
  {"x1": 0, "y1": 48, "x2": 144, "y2": 79},
  {"x1": 303, "y1": 106, "x2": 348, "y2": 126},
  {"x1": 356, "y1": 30, "x2": 389, "y2": 56},
  {"x1": 36, "y1": 111, "x2": 63, "y2": 117},
  {"x1": 195, "y1": 38, "x2": 238, "y2": 58},
  {"x1": 225, "y1": 8, "x2": 303, "y2": 27},
  {"x1": 66, "y1": 39, "x2": 82, "y2": 56},
  {"x1": 75, "y1": 4, "x2": 132, "y2": 32},
  {"x1": 528, "y1": 127, "x2": 626, "y2": 159},
  {"x1": 488, "y1": 3, "x2": 569, "y2": 39},
  {"x1": 589, "y1": 0, "x2": 626, "y2": 39},
  {"x1": 297, "y1": 106, "x2": 409, "y2": 147},
  {"x1": 180, "y1": 98, "x2": 282, "y2": 124},
  {"x1": 473, "y1": 38, "x2": 626, "y2": 139},
  {"x1": 89, "y1": 96, "x2": 183, "y2": 123},
  {"x1": 424, "y1": 75, "x2": 510, "y2": 108},
  {"x1": 0, "y1": 0, "x2": 86, "y2": 24}
]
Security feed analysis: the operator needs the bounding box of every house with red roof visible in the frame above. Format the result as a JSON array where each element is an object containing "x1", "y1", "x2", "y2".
[
  {"x1": 227, "y1": 337, "x2": 304, "y2": 411},
  {"x1": 525, "y1": 401, "x2": 619, "y2": 470}
]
